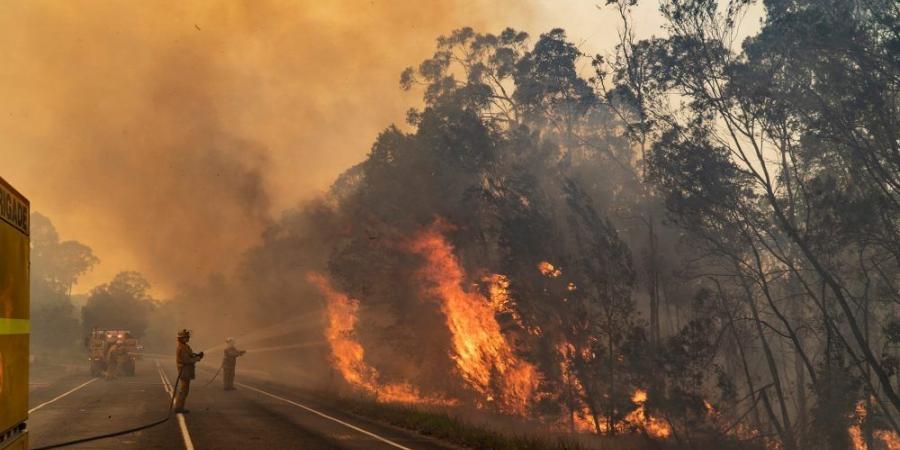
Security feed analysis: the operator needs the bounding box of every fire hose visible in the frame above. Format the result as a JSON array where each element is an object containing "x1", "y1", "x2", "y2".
[
  {"x1": 31, "y1": 366, "x2": 185, "y2": 450},
  {"x1": 203, "y1": 362, "x2": 224, "y2": 387},
  {"x1": 204, "y1": 349, "x2": 248, "y2": 387}
]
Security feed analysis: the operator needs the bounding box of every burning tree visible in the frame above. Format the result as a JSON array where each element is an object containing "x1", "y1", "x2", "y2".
[
  {"x1": 195, "y1": 2, "x2": 899, "y2": 447},
  {"x1": 303, "y1": 26, "x2": 696, "y2": 441}
]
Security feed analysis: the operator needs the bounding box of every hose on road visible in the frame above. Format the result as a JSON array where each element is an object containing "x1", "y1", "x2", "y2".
[
  {"x1": 203, "y1": 363, "x2": 224, "y2": 387},
  {"x1": 31, "y1": 368, "x2": 183, "y2": 450}
]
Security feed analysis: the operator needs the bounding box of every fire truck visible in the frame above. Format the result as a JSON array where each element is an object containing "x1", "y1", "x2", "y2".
[
  {"x1": 0, "y1": 176, "x2": 29, "y2": 449},
  {"x1": 87, "y1": 329, "x2": 143, "y2": 377}
]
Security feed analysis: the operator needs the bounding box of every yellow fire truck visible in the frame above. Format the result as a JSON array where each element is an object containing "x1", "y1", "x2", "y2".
[
  {"x1": 0, "y1": 176, "x2": 29, "y2": 449},
  {"x1": 88, "y1": 329, "x2": 143, "y2": 377}
]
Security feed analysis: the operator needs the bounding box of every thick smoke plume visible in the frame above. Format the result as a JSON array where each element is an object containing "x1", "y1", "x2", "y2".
[
  {"x1": 180, "y1": 25, "x2": 676, "y2": 440},
  {"x1": 0, "y1": 0, "x2": 536, "y2": 294}
]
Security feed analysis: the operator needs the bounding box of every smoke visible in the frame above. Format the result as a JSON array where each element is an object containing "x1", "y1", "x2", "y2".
[
  {"x1": 0, "y1": 0, "x2": 538, "y2": 295},
  {"x1": 0, "y1": 0, "x2": 719, "y2": 433}
]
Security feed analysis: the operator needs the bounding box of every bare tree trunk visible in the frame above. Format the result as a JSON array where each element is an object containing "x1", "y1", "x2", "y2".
[
  {"x1": 608, "y1": 317, "x2": 616, "y2": 436},
  {"x1": 746, "y1": 240, "x2": 818, "y2": 387},
  {"x1": 863, "y1": 269, "x2": 874, "y2": 450},
  {"x1": 563, "y1": 353, "x2": 576, "y2": 434},
  {"x1": 648, "y1": 216, "x2": 660, "y2": 348},
  {"x1": 766, "y1": 189, "x2": 900, "y2": 415},
  {"x1": 714, "y1": 279, "x2": 775, "y2": 436},
  {"x1": 734, "y1": 262, "x2": 797, "y2": 450},
  {"x1": 795, "y1": 346, "x2": 807, "y2": 444}
]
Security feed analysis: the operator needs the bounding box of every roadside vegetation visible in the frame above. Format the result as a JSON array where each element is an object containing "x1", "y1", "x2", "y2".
[{"x1": 331, "y1": 394, "x2": 646, "y2": 450}]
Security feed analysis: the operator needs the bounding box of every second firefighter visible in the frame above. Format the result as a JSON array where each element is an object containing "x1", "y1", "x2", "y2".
[{"x1": 222, "y1": 337, "x2": 246, "y2": 391}]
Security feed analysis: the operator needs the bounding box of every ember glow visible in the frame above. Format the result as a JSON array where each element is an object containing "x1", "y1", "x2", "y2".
[
  {"x1": 306, "y1": 272, "x2": 449, "y2": 404},
  {"x1": 409, "y1": 223, "x2": 538, "y2": 415}
]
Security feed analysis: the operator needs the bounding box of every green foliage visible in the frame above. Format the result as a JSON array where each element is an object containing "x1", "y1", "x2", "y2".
[
  {"x1": 321, "y1": 25, "x2": 653, "y2": 429},
  {"x1": 601, "y1": 0, "x2": 900, "y2": 447},
  {"x1": 30, "y1": 212, "x2": 98, "y2": 351},
  {"x1": 31, "y1": 212, "x2": 99, "y2": 295},
  {"x1": 647, "y1": 124, "x2": 757, "y2": 247},
  {"x1": 198, "y1": 0, "x2": 899, "y2": 444},
  {"x1": 884, "y1": 321, "x2": 900, "y2": 345},
  {"x1": 82, "y1": 271, "x2": 156, "y2": 337}
]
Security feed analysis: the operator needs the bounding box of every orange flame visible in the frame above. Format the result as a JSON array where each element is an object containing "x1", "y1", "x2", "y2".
[
  {"x1": 875, "y1": 430, "x2": 900, "y2": 450},
  {"x1": 850, "y1": 400, "x2": 900, "y2": 450},
  {"x1": 484, "y1": 273, "x2": 539, "y2": 335},
  {"x1": 557, "y1": 342, "x2": 603, "y2": 433},
  {"x1": 851, "y1": 401, "x2": 868, "y2": 450},
  {"x1": 573, "y1": 407, "x2": 602, "y2": 433},
  {"x1": 538, "y1": 261, "x2": 562, "y2": 277},
  {"x1": 409, "y1": 224, "x2": 538, "y2": 415},
  {"x1": 307, "y1": 272, "x2": 451, "y2": 405},
  {"x1": 557, "y1": 342, "x2": 670, "y2": 438},
  {"x1": 485, "y1": 273, "x2": 514, "y2": 314},
  {"x1": 625, "y1": 389, "x2": 672, "y2": 439}
]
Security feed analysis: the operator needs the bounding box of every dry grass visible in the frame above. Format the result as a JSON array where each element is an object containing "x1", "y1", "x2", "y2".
[{"x1": 328, "y1": 395, "x2": 664, "y2": 450}]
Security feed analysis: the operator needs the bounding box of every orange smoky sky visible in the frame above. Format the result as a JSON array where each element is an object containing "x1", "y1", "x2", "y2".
[{"x1": 0, "y1": 0, "x2": 702, "y2": 297}]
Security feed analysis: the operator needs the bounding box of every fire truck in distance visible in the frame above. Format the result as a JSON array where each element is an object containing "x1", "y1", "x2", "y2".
[
  {"x1": 87, "y1": 329, "x2": 144, "y2": 377},
  {"x1": 0, "y1": 176, "x2": 29, "y2": 450}
]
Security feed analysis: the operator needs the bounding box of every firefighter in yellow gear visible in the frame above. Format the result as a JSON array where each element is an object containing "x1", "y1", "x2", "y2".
[
  {"x1": 174, "y1": 329, "x2": 203, "y2": 413},
  {"x1": 105, "y1": 339, "x2": 125, "y2": 380},
  {"x1": 222, "y1": 337, "x2": 246, "y2": 391}
]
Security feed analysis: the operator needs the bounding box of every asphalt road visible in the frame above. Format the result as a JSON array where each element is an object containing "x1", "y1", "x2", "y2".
[{"x1": 27, "y1": 360, "x2": 460, "y2": 450}]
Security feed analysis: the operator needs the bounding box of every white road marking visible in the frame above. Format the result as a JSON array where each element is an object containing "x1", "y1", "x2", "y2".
[
  {"x1": 237, "y1": 382, "x2": 414, "y2": 450},
  {"x1": 156, "y1": 362, "x2": 173, "y2": 395},
  {"x1": 176, "y1": 415, "x2": 193, "y2": 450},
  {"x1": 28, "y1": 378, "x2": 97, "y2": 414},
  {"x1": 155, "y1": 360, "x2": 195, "y2": 450}
]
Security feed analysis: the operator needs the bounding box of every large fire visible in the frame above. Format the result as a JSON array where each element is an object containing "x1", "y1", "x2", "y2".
[
  {"x1": 309, "y1": 224, "x2": 671, "y2": 437},
  {"x1": 307, "y1": 272, "x2": 450, "y2": 404},
  {"x1": 408, "y1": 223, "x2": 538, "y2": 415}
]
